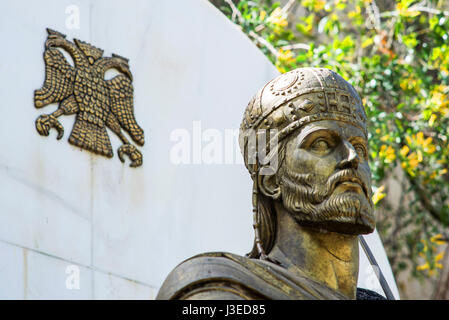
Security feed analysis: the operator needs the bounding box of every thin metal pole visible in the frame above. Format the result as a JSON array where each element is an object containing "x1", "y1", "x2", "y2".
[{"x1": 359, "y1": 235, "x2": 396, "y2": 300}]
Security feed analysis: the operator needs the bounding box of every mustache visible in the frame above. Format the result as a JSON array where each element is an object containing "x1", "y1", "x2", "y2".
[
  {"x1": 326, "y1": 169, "x2": 370, "y2": 200},
  {"x1": 281, "y1": 168, "x2": 371, "y2": 203}
]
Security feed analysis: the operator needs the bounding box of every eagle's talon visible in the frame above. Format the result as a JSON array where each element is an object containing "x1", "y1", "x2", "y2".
[
  {"x1": 35, "y1": 114, "x2": 64, "y2": 140},
  {"x1": 117, "y1": 144, "x2": 143, "y2": 167}
]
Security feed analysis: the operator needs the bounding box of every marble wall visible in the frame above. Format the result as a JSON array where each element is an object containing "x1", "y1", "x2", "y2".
[{"x1": 0, "y1": 0, "x2": 399, "y2": 299}]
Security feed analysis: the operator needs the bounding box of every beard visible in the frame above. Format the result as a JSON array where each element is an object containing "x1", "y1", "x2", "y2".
[{"x1": 279, "y1": 167, "x2": 375, "y2": 235}]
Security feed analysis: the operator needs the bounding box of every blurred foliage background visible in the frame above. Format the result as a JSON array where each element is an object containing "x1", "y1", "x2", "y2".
[{"x1": 210, "y1": 0, "x2": 449, "y2": 299}]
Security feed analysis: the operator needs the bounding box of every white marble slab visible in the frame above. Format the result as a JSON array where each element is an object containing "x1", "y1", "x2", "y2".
[
  {"x1": 0, "y1": 0, "x2": 93, "y2": 266},
  {"x1": 0, "y1": 168, "x2": 92, "y2": 265},
  {"x1": 93, "y1": 271, "x2": 156, "y2": 299},
  {"x1": 0, "y1": 241, "x2": 25, "y2": 299},
  {"x1": 0, "y1": 241, "x2": 92, "y2": 299},
  {"x1": 24, "y1": 249, "x2": 92, "y2": 299}
]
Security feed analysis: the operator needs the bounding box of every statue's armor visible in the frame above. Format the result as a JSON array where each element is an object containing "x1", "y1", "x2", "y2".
[
  {"x1": 157, "y1": 252, "x2": 348, "y2": 300},
  {"x1": 156, "y1": 252, "x2": 385, "y2": 300}
]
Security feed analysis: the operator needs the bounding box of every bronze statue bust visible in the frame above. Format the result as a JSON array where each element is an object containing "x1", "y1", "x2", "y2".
[{"x1": 157, "y1": 67, "x2": 381, "y2": 300}]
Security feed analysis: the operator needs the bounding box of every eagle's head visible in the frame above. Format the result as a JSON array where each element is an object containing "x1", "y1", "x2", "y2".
[{"x1": 74, "y1": 39, "x2": 104, "y2": 65}]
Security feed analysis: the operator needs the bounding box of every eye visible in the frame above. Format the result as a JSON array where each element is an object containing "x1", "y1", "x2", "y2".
[
  {"x1": 353, "y1": 143, "x2": 367, "y2": 159},
  {"x1": 310, "y1": 138, "x2": 332, "y2": 154}
]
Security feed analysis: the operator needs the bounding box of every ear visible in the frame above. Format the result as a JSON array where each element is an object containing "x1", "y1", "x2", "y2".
[{"x1": 258, "y1": 172, "x2": 281, "y2": 200}]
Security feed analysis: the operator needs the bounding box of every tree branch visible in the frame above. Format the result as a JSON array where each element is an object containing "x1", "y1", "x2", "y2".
[
  {"x1": 223, "y1": 0, "x2": 244, "y2": 24},
  {"x1": 282, "y1": 0, "x2": 297, "y2": 15},
  {"x1": 408, "y1": 174, "x2": 446, "y2": 224},
  {"x1": 410, "y1": 5, "x2": 449, "y2": 17},
  {"x1": 280, "y1": 43, "x2": 311, "y2": 51},
  {"x1": 380, "y1": 2, "x2": 449, "y2": 18},
  {"x1": 248, "y1": 30, "x2": 280, "y2": 58}
]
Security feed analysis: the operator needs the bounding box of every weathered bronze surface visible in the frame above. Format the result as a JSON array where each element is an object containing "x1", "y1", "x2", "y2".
[
  {"x1": 157, "y1": 68, "x2": 378, "y2": 300},
  {"x1": 34, "y1": 28, "x2": 144, "y2": 167}
]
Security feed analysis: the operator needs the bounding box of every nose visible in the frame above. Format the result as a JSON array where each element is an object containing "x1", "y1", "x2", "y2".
[{"x1": 337, "y1": 140, "x2": 359, "y2": 170}]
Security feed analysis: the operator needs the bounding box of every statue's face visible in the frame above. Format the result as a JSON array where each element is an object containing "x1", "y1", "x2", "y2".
[{"x1": 278, "y1": 120, "x2": 375, "y2": 235}]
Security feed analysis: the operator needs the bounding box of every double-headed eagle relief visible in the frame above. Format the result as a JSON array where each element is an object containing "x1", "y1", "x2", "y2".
[{"x1": 34, "y1": 28, "x2": 144, "y2": 167}]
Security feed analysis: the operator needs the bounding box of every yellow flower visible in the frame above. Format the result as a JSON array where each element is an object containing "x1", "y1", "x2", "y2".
[
  {"x1": 379, "y1": 145, "x2": 396, "y2": 163},
  {"x1": 416, "y1": 262, "x2": 439, "y2": 275},
  {"x1": 416, "y1": 132, "x2": 424, "y2": 146},
  {"x1": 348, "y1": 4, "x2": 361, "y2": 17},
  {"x1": 372, "y1": 185, "x2": 386, "y2": 205},
  {"x1": 314, "y1": 0, "x2": 326, "y2": 11},
  {"x1": 430, "y1": 234, "x2": 447, "y2": 246},
  {"x1": 430, "y1": 86, "x2": 449, "y2": 115},
  {"x1": 406, "y1": 135, "x2": 412, "y2": 145},
  {"x1": 268, "y1": 7, "x2": 288, "y2": 29},
  {"x1": 431, "y1": 91, "x2": 447, "y2": 107},
  {"x1": 417, "y1": 262, "x2": 430, "y2": 271},
  {"x1": 397, "y1": 2, "x2": 420, "y2": 17},
  {"x1": 386, "y1": 149, "x2": 396, "y2": 162},
  {"x1": 417, "y1": 235, "x2": 446, "y2": 274},
  {"x1": 418, "y1": 250, "x2": 444, "y2": 272},
  {"x1": 277, "y1": 49, "x2": 295, "y2": 65},
  {"x1": 442, "y1": 67, "x2": 449, "y2": 77},
  {"x1": 380, "y1": 134, "x2": 390, "y2": 142},
  {"x1": 276, "y1": 66, "x2": 287, "y2": 74},
  {"x1": 429, "y1": 114, "x2": 437, "y2": 126},
  {"x1": 400, "y1": 76, "x2": 419, "y2": 92},
  {"x1": 422, "y1": 137, "x2": 436, "y2": 154},
  {"x1": 407, "y1": 152, "x2": 420, "y2": 169},
  {"x1": 259, "y1": 10, "x2": 267, "y2": 21},
  {"x1": 400, "y1": 145, "x2": 410, "y2": 158},
  {"x1": 435, "y1": 251, "x2": 445, "y2": 269},
  {"x1": 301, "y1": 0, "x2": 326, "y2": 11},
  {"x1": 407, "y1": 133, "x2": 436, "y2": 154},
  {"x1": 426, "y1": 144, "x2": 436, "y2": 154},
  {"x1": 417, "y1": 258, "x2": 443, "y2": 275}
]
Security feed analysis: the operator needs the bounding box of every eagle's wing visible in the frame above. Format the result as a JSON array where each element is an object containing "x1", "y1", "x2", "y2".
[
  {"x1": 107, "y1": 75, "x2": 144, "y2": 146},
  {"x1": 34, "y1": 48, "x2": 75, "y2": 108}
]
